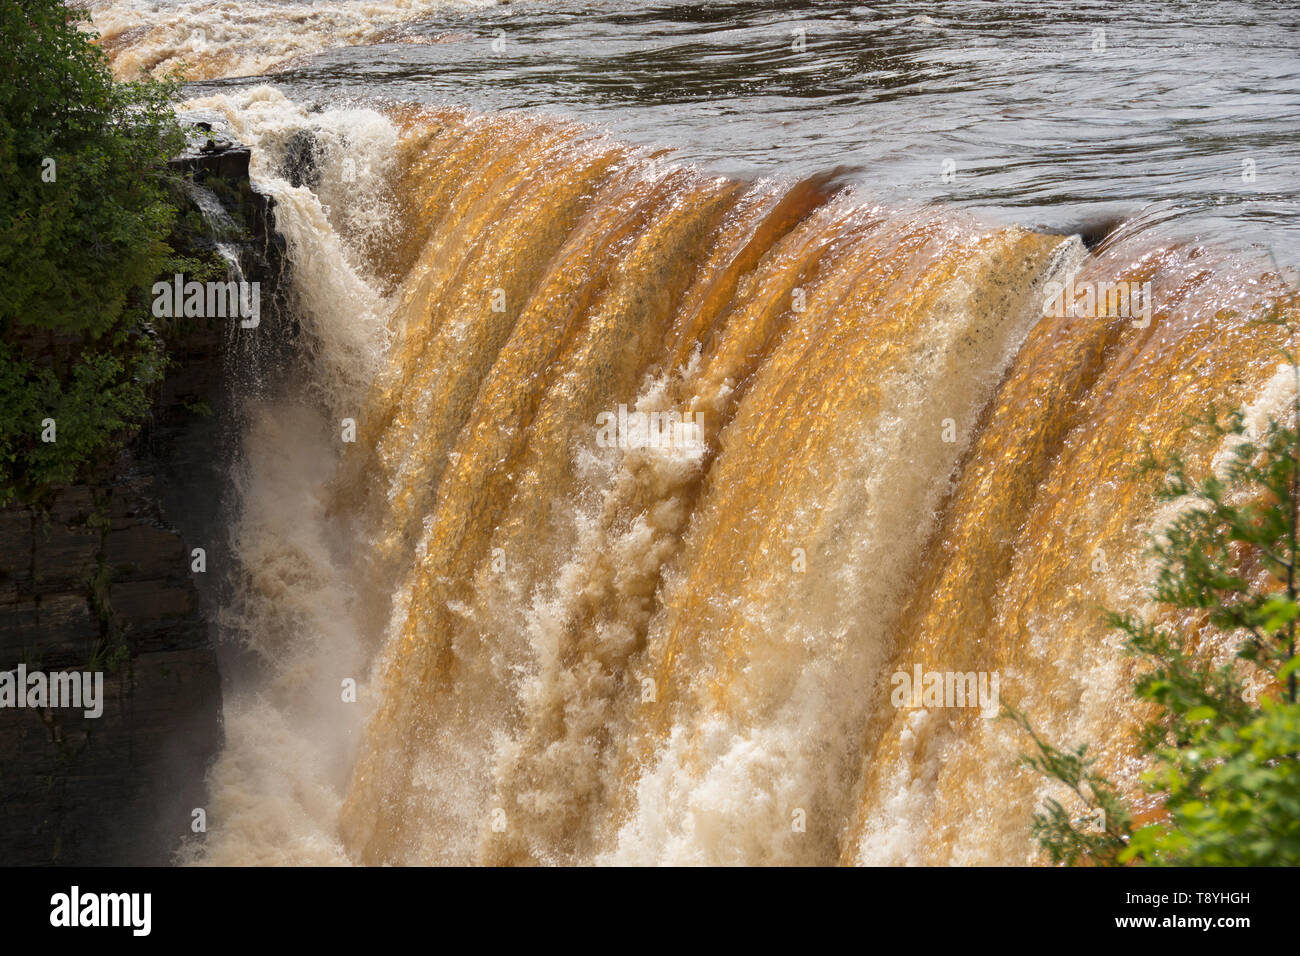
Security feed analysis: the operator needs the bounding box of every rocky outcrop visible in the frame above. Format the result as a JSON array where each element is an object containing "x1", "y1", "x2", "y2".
[{"x1": 0, "y1": 125, "x2": 287, "y2": 865}]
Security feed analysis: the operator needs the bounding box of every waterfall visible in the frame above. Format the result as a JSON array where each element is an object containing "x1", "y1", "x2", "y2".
[{"x1": 162, "y1": 85, "x2": 1294, "y2": 866}]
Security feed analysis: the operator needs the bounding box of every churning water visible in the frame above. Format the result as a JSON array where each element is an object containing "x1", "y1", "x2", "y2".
[{"x1": 88, "y1": 0, "x2": 1300, "y2": 864}]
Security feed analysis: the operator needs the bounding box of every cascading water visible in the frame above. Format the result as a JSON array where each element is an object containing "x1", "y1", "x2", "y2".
[
  {"x1": 89, "y1": 1, "x2": 1300, "y2": 866},
  {"x1": 182, "y1": 181, "x2": 246, "y2": 278}
]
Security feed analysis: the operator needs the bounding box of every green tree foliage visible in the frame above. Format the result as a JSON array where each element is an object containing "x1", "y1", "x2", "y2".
[
  {"x1": 1010, "y1": 342, "x2": 1300, "y2": 865},
  {"x1": 0, "y1": 0, "x2": 184, "y2": 503}
]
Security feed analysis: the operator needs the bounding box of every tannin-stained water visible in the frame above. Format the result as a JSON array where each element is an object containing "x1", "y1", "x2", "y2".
[{"x1": 86, "y1": 1, "x2": 1300, "y2": 865}]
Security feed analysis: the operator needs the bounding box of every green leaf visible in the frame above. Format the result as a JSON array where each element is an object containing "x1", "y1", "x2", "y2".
[
  {"x1": 1279, "y1": 655, "x2": 1300, "y2": 683},
  {"x1": 1261, "y1": 595, "x2": 1300, "y2": 633}
]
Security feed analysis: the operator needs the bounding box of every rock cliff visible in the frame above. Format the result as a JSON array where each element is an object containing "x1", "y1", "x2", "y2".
[{"x1": 0, "y1": 128, "x2": 286, "y2": 865}]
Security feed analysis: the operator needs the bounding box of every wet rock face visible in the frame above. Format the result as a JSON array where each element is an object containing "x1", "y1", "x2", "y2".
[
  {"x1": 169, "y1": 114, "x2": 291, "y2": 340},
  {"x1": 0, "y1": 127, "x2": 288, "y2": 865}
]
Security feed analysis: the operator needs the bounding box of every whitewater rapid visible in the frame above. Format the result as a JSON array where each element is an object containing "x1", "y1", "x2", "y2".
[{"x1": 87, "y1": 0, "x2": 503, "y2": 81}]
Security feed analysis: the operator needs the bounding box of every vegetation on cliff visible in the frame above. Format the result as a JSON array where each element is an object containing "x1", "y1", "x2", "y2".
[{"x1": 0, "y1": 0, "x2": 186, "y2": 504}]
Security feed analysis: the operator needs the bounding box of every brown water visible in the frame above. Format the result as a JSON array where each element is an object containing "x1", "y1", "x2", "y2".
[{"x1": 88, "y1": 1, "x2": 1300, "y2": 864}]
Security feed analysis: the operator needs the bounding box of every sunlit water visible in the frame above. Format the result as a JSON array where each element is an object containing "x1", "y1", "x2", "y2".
[{"x1": 84, "y1": 0, "x2": 1300, "y2": 865}]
